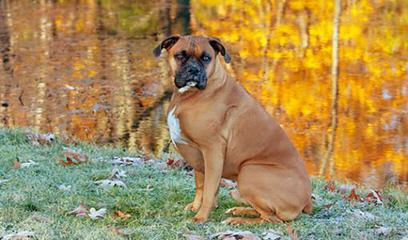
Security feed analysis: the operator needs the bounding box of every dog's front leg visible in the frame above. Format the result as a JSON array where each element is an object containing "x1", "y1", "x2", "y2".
[
  {"x1": 192, "y1": 144, "x2": 224, "y2": 223},
  {"x1": 185, "y1": 170, "x2": 204, "y2": 212}
]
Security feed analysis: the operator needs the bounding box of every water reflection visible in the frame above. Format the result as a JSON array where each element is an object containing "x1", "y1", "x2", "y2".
[{"x1": 0, "y1": 0, "x2": 406, "y2": 190}]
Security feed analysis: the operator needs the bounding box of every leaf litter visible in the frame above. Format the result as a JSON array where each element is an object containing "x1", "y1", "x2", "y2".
[
  {"x1": 59, "y1": 147, "x2": 88, "y2": 166},
  {"x1": 26, "y1": 132, "x2": 55, "y2": 145},
  {"x1": 1, "y1": 231, "x2": 36, "y2": 240},
  {"x1": 13, "y1": 159, "x2": 38, "y2": 169},
  {"x1": 69, "y1": 203, "x2": 88, "y2": 217},
  {"x1": 94, "y1": 179, "x2": 126, "y2": 188},
  {"x1": 210, "y1": 231, "x2": 260, "y2": 240},
  {"x1": 88, "y1": 208, "x2": 107, "y2": 220}
]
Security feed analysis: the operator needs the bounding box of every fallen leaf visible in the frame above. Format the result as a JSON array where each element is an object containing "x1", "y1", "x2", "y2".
[
  {"x1": 60, "y1": 147, "x2": 88, "y2": 166},
  {"x1": 166, "y1": 158, "x2": 175, "y2": 166},
  {"x1": 109, "y1": 168, "x2": 127, "y2": 179},
  {"x1": 113, "y1": 210, "x2": 131, "y2": 220},
  {"x1": 22, "y1": 160, "x2": 38, "y2": 168},
  {"x1": 69, "y1": 203, "x2": 88, "y2": 217},
  {"x1": 13, "y1": 159, "x2": 21, "y2": 169},
  {"x1": 57, "y1": 184, "x2": 72, "y2": 191},
  {"x1": 262, "y1": 229, "x2": 283, "y2": 240},
  {"x1": 88, "y1": 207, "x2": 106, "y2": 220},
  {"x1": 95, "y1": 179, "x2": 126, "y2": 188},
  {"x1": 26, "y1": 132, "x2": 55, "y2": 145},
  {"x1": 210, "y1": 231, "x2": 260, "y2": 240},
  {"x1": 0, "y1": 179, "x2": 10, "y2": 185},
  {"x1": 350, "y1": 209, "x2": 376, "y2": 221},
  {"x1": 311, "y1": 193, "x2": 323, "y2": 204},
  {"x1": 287, "y1": 223, "x2": 298, "y2": 240},
  {"x1": 183, "y1": 233, "x2": 205, "y2": 240},
  {"x1": 1, "y1": 231, "x2": 35, "y2": 240},
  {"x1": 108, "y1": 225, "x2": 124, "y2": 236},
  {"x1": 112, "y1": 156, "x2": 143, "y2": 166},
  {"x1": 166, "y1": 158, "x2": 187, "y2": 168},
  {"x1": 346, "y1": 189, "x2": 362, "y2": 202},
  {"x1": 323, "y1": 181, "x2": 336, "y2": 192},
  {"x1": 220, "y1": 179, "x2": 237, "y2": 189},
  {"x1": 321, "y1": 203, "x2": 334, "y2": 209},
  {"x1": 337, "y1": 184, "x2": 356, "y2": 193},
  {"x1": 14, "y1": 159, "x2": 38, "y2": 169},
  {"x1": 364, "y1": 190, "x2": 383, "y2": 204},
  {"x1": 373, "y1": 226, "x2": 393, "y2": 236}
]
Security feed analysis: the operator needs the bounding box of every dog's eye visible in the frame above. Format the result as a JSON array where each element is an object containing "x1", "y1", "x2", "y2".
[
  {"x1": 174, "y1": 53, "x2": 186, "y2": 61},
  {"x1": 201, "y1": 55, "x2": 211, "y2": 62}
]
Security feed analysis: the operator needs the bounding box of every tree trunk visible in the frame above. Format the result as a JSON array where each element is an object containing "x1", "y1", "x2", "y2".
[{"x1": 320, "y1": 0, "x2": 341, "y2": 176}]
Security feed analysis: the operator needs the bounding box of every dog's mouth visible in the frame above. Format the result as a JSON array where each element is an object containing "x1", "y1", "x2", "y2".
[
  {"x1": 178, "y1": 81, "x2": 197, "y2": 93},
  {"x1": 174, "y1": 71, "x2": 207, "y2": 93}
]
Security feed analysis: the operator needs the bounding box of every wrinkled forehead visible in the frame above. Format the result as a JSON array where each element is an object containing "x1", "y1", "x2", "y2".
[{"x1": 170, "y1": 36, "x2": 214, "y2": 56}]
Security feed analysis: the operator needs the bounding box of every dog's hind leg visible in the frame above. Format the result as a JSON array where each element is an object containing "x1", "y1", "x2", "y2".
[
  {"x1": 223, "y1": 212, "x2": 282, "y2": 225},
  {"x1": 235, "y1": 164, "x2": 310, "y2": 223},
  {"x1": 225, "y1": 207, "x2": 258, "y2": 216}
]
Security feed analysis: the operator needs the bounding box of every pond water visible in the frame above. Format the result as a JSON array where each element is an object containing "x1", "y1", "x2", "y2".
[{"x1": 0, "y1": 0, "x2": 407, "y2": 190}]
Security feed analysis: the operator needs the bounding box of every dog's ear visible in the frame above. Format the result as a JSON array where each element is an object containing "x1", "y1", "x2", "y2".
[
  {"x1": 208, "y1": 37, "x2": 231, "y2": 64},
  {"x1": 153, "y1": 35, "x2": 180, "y2": 57}
]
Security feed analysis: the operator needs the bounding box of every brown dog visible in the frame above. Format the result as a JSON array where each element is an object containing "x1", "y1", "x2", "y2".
[{"x1": 153, "y1": 35, "x2": 312, "y2": 224}]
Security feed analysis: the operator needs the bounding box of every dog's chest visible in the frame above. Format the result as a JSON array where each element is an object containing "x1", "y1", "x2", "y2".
[{"x1": 167, "y1": 107, "x2": 188, "y2": 145}]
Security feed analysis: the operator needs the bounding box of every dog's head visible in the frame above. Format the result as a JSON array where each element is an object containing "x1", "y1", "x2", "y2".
[{"x1": 153, "y1": 35, "x2": 231, "y2": 92}]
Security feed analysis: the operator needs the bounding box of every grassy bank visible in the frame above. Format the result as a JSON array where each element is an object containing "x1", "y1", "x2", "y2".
[{"x1": 0, "y1": 128, "x2": 407, "y2": 239}]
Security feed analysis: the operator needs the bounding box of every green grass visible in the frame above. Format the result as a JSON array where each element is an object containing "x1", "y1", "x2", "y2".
[{"x1": 0, "y1": 128, "x2": 407, "y2": 239}]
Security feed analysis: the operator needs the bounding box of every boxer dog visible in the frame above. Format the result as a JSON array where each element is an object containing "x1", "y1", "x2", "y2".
[{"x1": 153, "y1": 35, "x2": 313, "y2": 224}]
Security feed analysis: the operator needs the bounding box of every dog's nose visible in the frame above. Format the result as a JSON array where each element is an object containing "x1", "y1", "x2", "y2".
[{"x1": 188, "y1": 68, "x2": 199, "y2": 75}]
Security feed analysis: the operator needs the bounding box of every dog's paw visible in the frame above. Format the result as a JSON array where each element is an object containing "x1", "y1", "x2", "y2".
[
  {"x1": 192, "y1": 213, "x2": 208, "y2": 224},
  {"x1": 225, "y1": 207, "x2": 239, "y2": 215},
  {"x1": 222, "y1": 217, "x2": 243, "y2": 225},
  {"x1": 184, "y1": 202, "x2": 200, "y2": 212}
]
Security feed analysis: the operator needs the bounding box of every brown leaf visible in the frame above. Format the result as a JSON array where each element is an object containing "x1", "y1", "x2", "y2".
[
  {"x1": 166, "y1": 158, "x2": 175, "y2": 166},
  {"x1": 166, "y1": 158, "x2": 187, "y2": 168},
  {"x1": 323, "y1": 181, "x2": 336, "y2": 192},
  {"x1": 346, "y1": 189, "x2": 362, "y2": 202},
  {"x1": 364, "y1": 190, "x2": 383, "y2": 204},
  {"x1": 287, "y1": 223, "x2": 298, "y2": 240},
  {"x1": 59, "y1": 148, "x2": 88, "y2": 166},
  {"x1": 113, "y1": 210, "x2": 131, "y2": 220},
  {"x1": 13, "y1": 159, "x2": 21, "y2": 169},
  {"x1": 69, "y1": 203, "x2": 88, "y2": 217}
]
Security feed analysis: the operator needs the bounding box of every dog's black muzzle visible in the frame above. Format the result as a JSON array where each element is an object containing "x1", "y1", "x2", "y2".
[{"x1": 175, "y1": 59, "x2": 207, "y2": 90}]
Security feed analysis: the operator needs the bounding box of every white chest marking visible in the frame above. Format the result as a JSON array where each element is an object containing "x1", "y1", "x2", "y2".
[{"x1": 167, "y1": 107, "x2": 187, "y2": 144}]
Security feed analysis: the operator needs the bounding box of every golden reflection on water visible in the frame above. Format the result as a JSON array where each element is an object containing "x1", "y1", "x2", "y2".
[{"x1": 0, "y1": 0, "x2": 406, "y2": 190}]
